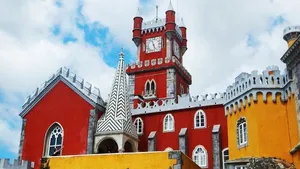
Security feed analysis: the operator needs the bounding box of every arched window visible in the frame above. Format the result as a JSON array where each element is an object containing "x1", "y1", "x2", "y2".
[
  {"x1": 164, "y1": 147, "x2": 173, "y2": 151},
  {"x1": 144, "y1": 79, "x2": 156, "y2": 97},
  {"x1": 163, "y1": 113, "x2": 174, "y2": 132},
  {"x1": 134, "y1": 117, "x2": 143, "y2": 135},
  {"x1": 222, "y1": 148, "x2": 229, "y2": 169},
  {"x1": 150, "y1": 80, "x2": 155, "y2": 95},
  {"x1": 193, "y1": 145, "x2": 208, "y2": 168},
  {"x1": 44, "y1": 123, "x2": 64, "y2": 156},
  {"x1": 237, "y1": 117, "x2": 248, "y2": 146},
  {"x1": 194, "y1": 110, "x2": 206, "y2": 128}
]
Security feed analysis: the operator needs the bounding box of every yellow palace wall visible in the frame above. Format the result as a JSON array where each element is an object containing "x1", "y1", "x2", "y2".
[
  {"x1": 226, "y1": 92, "x2": 299, "y2": 166},
  {"x1": 40, "y1": 151, "x2": 201, "y2": 169}
]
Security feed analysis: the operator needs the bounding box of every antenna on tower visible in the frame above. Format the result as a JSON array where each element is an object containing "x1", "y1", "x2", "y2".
[{"x1": 155, "y1": 5, "x2": 159, "y2": 21}]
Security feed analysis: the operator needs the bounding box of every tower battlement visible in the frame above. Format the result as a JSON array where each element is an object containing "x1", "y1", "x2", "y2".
[
  {"x1": 141, "y1": 18, "x2": 183, "y2": 39},
  {"x1": 224, "y1": 66, "x2": 294, "y2": 116},
  {"x1": 283, "y1": 25, "x2": 300, "y2": 48},
  {"x1": 0, "y1": 159, "x2": 34, "y2": 169},
  {"x1": 21, "y1": 67, "x2": 104, "y2": 116},
  {"x1": 126, "y1": 56, "x2": 192, "y2": 84},
  {"x1": 131, "y1": 92, "x2": 225, "y2": 115}
]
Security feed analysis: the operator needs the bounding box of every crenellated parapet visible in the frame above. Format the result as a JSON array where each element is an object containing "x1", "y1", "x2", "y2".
[
  {"x1": 224, "y1": 65, "x2": 294, "y2": 116},
  {"x1": 141, "y1": 18, "x2": 182, "y2": 40},
  {"x1": 0, "y1": 159, "x2": 34, "y2": 169},
  {"x1": 126, "y1": 56, "x2": 192, "y2": 84},
  {"x1": 20, "y1": 67, "x2": 105, "y2": 117},
  {"x1": 131, "y1": 93, "x2": 225, "y2": 115}
]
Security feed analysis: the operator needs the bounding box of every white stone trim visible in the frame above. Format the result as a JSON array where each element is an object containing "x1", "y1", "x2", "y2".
[
  {"x1": 192, "y1": 145, "x2": 208, "y2": 168},
  {"x1": 163, "y1": 113, "x2": 175, "y2": 132},
  {"x1": 194, "y1": 109, "x2": 207, "y2": 129}
]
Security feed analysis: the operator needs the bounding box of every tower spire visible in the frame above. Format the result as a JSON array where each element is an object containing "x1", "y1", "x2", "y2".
[
  {"x1": 167, "y1": 0, "x2": 174, "y2": 11},
  {"x1": 136, "y1": 7, "x2": 141, "y2": 17},
  {"x1": 96, "y1": 48, "x2": 137, "y2": 137},
  {"x1": 155, "y1": 5, "x2": 159, "y2": 21}
]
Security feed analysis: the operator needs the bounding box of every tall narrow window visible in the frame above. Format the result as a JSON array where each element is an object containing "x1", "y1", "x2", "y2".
[
  {"x1": 194, "y1": 110, "x2": 206, "y2": 128},
  {"x1": 134, "y1": 117, "x2": 143, "y2": 135},
  {"x1": 237, "y1": 117, "x2": 248, "y2": 147},
  {"x1": 145, "y1": 81, "x2": 150, "y2": 95},
  {"x1": 150, "y1": 80, "x2": 155, "y2": 95},
  {"x1": 193, "y1": 145, "x2": 208, "y2": 168},
  {"x1": 163, "y1": 113, "x2": 174, "y2": 132},
  {"x1": 222, "y1": 148, "x2": 229, "y2": 169},
  {"x1": 44, "y1": 123, "x2": 64, "y2": 156}
]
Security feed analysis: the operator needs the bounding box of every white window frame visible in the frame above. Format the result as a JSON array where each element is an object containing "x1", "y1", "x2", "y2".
[
  {"x1": 163, "y1": 113, "x2": 175, "y2": 132},
  {"x1": 237, "y1": 117, "x2": 248, "y2": 147},
  {"x1": 192, "y1": 145, "x2": 208, "y2": 168},
  {"x1": 164, "y1": 147, "x2": 173, "y2": 151},
  {"x1": 134, "y1": 117, "x2": 144, "y2": 135},
  {"x1": 194, "y1": 109, "x2": 207, "y2": 129},
  {"x1": 222, "y1": 148, "x2": 229, "y2": 169},
  {"x1": 43, "y1": 122, "x2": 64, "y2": 156},
  {"x1": 235, "y1": 165, "x2": 246, "y2": 169}
]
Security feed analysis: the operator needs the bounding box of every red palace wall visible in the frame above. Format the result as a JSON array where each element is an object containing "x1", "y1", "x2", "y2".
[
  {"x1": 134, "y1": 69, "x2": 167, "y2": 99},
  {"x1": 22, "y1": 81, "x2": 96, "y2": 169},
  {"x1": 133, "y1": 104, "x2": 228, "y2": 169}
]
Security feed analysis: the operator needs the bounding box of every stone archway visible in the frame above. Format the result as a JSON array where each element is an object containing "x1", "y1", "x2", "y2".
[
  {"x1": 97, "y1": 138, "x2": 118, "y2": 154},
  {"x1": 124, "y1": 140, "x2": 135, "y2": 152}
]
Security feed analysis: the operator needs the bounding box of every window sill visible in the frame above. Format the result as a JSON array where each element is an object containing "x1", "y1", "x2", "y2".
[
  {"x1": 237, "y1": 143, "x2": 248, "y2": 149},
  {"x1": 163, "y1": 129, "x2": 175, "y2": 133},
  {"x1": 143, "y1": 95, "x2": 157, "y2": 100},
  {"x1": 194, "y1": 126, "x2": 207, "y2": 129}
]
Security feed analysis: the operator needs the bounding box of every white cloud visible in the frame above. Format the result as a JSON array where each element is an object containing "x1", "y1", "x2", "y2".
[{"x1": 0, "y1": 0, "x2": 115, "y2": 154}]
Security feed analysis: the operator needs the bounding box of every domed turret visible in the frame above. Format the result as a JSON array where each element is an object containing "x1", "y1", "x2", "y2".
[
  {"x1": 132, "y1": 7, "x2": 143, "y2": 47},
  {"x1": 179, "y1": 18, "x2": 187, "y2": 55},
  {"x1": 283, "y1": 25, "x2": 300, "y2": 48},
  {"x1": 165, "y1": 1, "x2": 176, "y2": 38}
]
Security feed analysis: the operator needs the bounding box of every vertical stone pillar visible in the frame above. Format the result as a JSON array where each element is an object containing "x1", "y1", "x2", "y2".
[
  {"x1": 148, "y1": 131, "x2": 157, "y2": 151},
  {"x1": 178, "y1": 128, "x2": 188, "y2": 154},
  {"x1": 212, "y1": 124, "x2": 221, "y2": 169},
  {"x1": 292, "y1": 65, "x2": 300, "y2": 139},
  {"x1": 18, "y1": 119, "x2": 27, "y2": 163},
  {"x1": 86, "y1": 109, "x2": 97, "y2": 154}
]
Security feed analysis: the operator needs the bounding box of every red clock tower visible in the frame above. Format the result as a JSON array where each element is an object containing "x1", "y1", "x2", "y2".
[{"x1": 127, "y1": 1, "x2": 191, "y2": 109}]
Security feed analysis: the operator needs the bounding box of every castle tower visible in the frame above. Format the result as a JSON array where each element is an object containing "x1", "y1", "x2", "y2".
[
  {"x1": 224, "y1": 66, "x2": 299, "y2": 168},
  {"x1": 126, "y1": 2, "x2": 191, "y2": 109},
  {"x1": 283, "y1": 25, "x2": 300, "y2": 48},
  {"x1": 94, "y1": 50, "x2": 138, "y2": 153}
]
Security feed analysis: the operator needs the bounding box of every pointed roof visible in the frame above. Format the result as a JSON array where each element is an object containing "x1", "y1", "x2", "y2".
[
  {"x1": 96, "y1": 49, "x2": 137, "y2": 138},
  {"x1": 136, "y1": 7, "x2": 141, "y2": 17},
  {"x1": 167, "y1": 0, "x2": 174, "y2": 11},
  {"x1": 20, "y1": 67, "x2": 105, "y2": 118},
  {"x1": 180, "y1": 18, "x2": 185, "y2": 27}
]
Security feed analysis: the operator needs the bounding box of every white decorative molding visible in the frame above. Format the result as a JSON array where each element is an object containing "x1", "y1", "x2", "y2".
[
  {"x1": 20, "y1": 67, "x2": 105, "y2": 118},
  {"x1": 224, "y1": 65, "x2": 294, "y2": 116},
  {"x1": 126, "y1": 56, "x2": 192, "y2": 80},
  {"x1": 131, "y1": 93, "x2": 225, "y2": 115}
]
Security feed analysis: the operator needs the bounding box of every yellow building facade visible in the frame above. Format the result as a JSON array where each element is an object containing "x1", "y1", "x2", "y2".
[
  {"x1": 224, "y1": 25, "x2": 300, "y2": 169},
  {"x1": 40, "y1": 151, "x2": 201, "y2": 169}
]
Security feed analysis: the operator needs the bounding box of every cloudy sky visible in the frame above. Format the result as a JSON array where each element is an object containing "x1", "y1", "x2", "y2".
[{"x1": 0, "y1": 0, "x2": 300, "y2": 158}]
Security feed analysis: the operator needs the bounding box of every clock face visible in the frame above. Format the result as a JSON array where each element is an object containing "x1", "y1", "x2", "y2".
[
  {"x1": 146, "y1": 36, "x2": 162, "y2": 53},
  {"x1": 173, "y1": 40, "x2": 180, "y2": 58}
]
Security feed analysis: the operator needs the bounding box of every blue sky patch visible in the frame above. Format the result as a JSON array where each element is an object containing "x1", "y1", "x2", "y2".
[{"x1": 246, "y1": 33, "x2": 259, "y2": 47}]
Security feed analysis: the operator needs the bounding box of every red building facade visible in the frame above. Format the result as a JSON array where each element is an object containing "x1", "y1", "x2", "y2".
[{"x1": 18, "y1": 2, "x2": 228, "y2": 169}]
